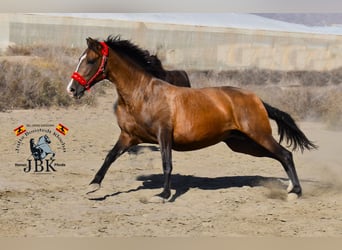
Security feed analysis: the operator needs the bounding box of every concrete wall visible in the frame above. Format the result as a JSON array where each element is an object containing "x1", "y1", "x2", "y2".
[
  {"x1": 2, "y1": 13, "x2": 342, "y2": 71},
  {"x1": 0, "y1": 15, "x2": 10, "y2": 51}
]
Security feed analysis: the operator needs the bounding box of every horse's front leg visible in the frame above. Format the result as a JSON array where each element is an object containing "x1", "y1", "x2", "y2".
[
  {"x1": 87, "y1": 132, "x2": 135, "y2": 194},
  {"x1": 150, "y1": 128, "x2": 173, "y2": 202}
]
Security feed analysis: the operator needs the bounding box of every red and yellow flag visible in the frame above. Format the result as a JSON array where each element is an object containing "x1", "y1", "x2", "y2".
[
  {"x1": 14, "y1": 125, "x2": 26, "y2": 136},
  {"x1": 56, "y1": 123, "x2": 69, "y2": 135}
]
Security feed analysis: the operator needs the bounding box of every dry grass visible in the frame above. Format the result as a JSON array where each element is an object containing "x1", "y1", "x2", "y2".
[
  {"x1": 0, "y1": 44, "x2": 107, "y2": 111},
  {"x1": 0, "y1": 44, "x2": 341, "y2": 129}
]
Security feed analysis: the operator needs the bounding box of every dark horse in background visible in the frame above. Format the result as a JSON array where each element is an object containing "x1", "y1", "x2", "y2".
[
  {"x1": 148, "y1": 54, "x2": 191, "y2": 87},
  {"x1": 67, "y1": 36, "x2": 317, "y2": 202}
]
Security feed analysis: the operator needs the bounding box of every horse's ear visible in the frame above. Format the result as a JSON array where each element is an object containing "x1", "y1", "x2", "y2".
[
  {"x1": 86, "y1": 37, "x2": 102, "y2": 54},
  {"x1": 86, "y1": 37, "x2": 95, "y2": 46},
  {"x1": 86, "y1": 37, "x2": 91, "y2": 45}
]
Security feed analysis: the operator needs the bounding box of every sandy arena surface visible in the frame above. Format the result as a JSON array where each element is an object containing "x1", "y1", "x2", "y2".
[{"x1": 0, "y1": 87, "x2": 341, "y2": 237}]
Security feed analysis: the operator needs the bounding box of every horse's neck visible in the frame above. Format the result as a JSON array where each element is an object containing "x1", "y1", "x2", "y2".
[
  {"x1": 116, "y1": 76, "x2": 152, "y2": 114},
  {"x1": 107, "y1": 52, "x2": 152, "y2": 105}
]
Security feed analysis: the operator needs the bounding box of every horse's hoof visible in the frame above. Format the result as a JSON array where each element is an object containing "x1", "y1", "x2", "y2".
[
  {"x1": 286, "y1": 180, "x2": 294, "y2": 193},
  {"x1": 86, "y1": 183, "x2": 101, "y2": 195},
  {"x1": 287, "y1": 192, "x2": 299, "y2": 201},
  {"x1": 148, "y1": 195, "x2": 167, "y2": 204}
]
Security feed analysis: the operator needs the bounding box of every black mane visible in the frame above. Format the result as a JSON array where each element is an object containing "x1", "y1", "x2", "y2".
[{"x1": 104, "y1": 35, "x2": 166, "y2": 78}]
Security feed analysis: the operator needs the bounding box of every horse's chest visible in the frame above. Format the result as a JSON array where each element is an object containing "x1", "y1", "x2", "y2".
[{"x1": 116, "y1": 107, "x2": 159, "y2": 143}]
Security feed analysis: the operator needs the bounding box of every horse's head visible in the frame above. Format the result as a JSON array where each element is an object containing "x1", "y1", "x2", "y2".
[
  {"x1": 43, "y1": 135, "x2": 51, "y2": 144},
  {"x1": 67, "y1": 37, "x2": 109, "y2": 98}
]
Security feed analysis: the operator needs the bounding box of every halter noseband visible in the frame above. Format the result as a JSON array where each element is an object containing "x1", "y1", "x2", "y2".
[{"x1": 71, "y1": 41, "x2": 109, "y2": 91}]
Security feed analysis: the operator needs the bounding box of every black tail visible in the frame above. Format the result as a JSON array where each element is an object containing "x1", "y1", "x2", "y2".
[{"x1": 262, "y1": 101, "x2": 318, "y2": 152}]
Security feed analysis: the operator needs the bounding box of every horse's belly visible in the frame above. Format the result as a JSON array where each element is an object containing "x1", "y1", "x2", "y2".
[
  {"x1": 172, "y1": 138, "x2": 224, "y2": 151},
  {"x1": 172, "y1": 123, "x2": 232, "y2": 151}
]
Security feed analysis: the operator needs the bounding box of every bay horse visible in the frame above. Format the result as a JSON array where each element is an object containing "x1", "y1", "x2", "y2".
[{"x1": 67, "y1": 36, "x2": 317, "y2": 202}]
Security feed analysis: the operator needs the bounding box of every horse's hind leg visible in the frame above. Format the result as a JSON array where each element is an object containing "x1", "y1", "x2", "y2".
[
  {"x1": 274, "y1": 146, "x2": 302, "y2": 198},
  {"x1": 260, "y1": 138, "x2": 302, "y2": 197},
  {"x1": 224, "y1": 134, "x2": 302, "y2": 198}
]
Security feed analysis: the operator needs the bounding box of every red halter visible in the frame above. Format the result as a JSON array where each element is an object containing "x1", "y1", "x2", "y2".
[{"x1": 71, "y1": 41, "x2": 109, "y2": 91}]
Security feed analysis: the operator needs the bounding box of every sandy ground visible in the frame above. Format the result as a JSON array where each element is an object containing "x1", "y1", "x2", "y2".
[{"x1": 0, "y1": 87, "x2": 341, "y2": 237}]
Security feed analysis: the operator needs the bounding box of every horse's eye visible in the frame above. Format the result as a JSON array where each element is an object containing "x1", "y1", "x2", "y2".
[{"x1": 87, "y1": 59, "x2": 96, "y2": 64}]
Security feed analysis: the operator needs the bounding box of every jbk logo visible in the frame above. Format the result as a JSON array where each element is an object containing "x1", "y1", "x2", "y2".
[
  {"x1": 25, "y1": 159, "x2": 56, "y2": 173},
  {"x1": 14, "y1": 124, "x2": 68, "y2": 173}
]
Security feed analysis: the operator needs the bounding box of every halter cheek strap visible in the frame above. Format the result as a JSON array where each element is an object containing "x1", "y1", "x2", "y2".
[{"x1": 71, "y1": 41, "x2": 109, "y2": 91}]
